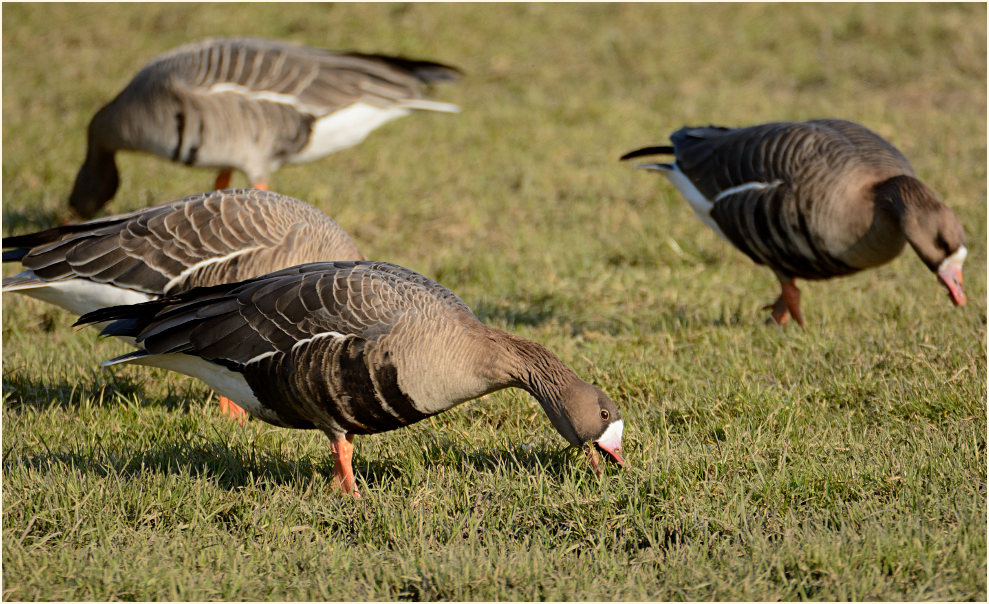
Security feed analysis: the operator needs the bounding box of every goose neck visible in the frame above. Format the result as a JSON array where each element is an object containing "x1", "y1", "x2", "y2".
[{"x1": 486, "y1": 329, "x2": 579, "y2": 407}]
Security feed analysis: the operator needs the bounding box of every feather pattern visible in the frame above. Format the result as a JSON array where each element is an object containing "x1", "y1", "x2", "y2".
[
  {"x1": 69, "y1": 37, "x2": 462, "y2": 217},
  {"x1": 3, "y1": 188, "x2": 365, "y2": 316}
]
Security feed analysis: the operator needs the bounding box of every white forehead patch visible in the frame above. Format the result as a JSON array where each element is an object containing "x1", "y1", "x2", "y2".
[
  {"x1": 596, "y1": 419, "x2": 624, "y2": 450},
  {"x1": 938, "y1": 245, "x2": 967, "y2": 272}
]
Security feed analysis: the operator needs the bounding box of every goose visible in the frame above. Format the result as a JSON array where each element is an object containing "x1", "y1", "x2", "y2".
[
  {"x1": 4, "y1": 188, "x2": 365, "y2": 419},
  {"x1": 621, "y1": 119, "x2": 967, "y2": 326},
  {"x1": 69, "y1": 37, "x2": 462, "y2": 218},
  {"x1": 75, "y1": 261, "x2": 627, "y2": 496}
]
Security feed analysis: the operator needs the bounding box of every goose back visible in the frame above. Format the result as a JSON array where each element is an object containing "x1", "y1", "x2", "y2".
[{"x1": 4, "y1": 189, "x2": 365, "y2": 316}]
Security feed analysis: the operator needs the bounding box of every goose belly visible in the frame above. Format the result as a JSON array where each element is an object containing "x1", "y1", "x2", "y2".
[
  {"x1": 4, "y1": 275, "x2": 154, "y2": 317},
  {"x1": 131, "y1": 353, "x2": 285, "y2": 425},
  {"x1": 291, "y1": 103, "x2": 412, "y2": 163}
]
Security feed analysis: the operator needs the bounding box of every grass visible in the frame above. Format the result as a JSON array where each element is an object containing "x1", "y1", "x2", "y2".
[{"x1": 2, "y1": 2, "x2": 986, "y2": 600}]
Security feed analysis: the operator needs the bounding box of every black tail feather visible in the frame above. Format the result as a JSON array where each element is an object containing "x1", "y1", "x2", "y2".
[
  {"x1": 346, "y1": 52, "x2": 463, "y2": 83},
  {"x1": 404, "y1": 59, "x2": 463, "y2": 83},
  {"x1": 75, "y1": 276, "x2": 257, "y2": 338},
  {"x1": 3, "y1": 248, "x2": 29, "y2": 263},
  {"x1": 74, "y1": 299, "x2": 168, "y2": 334},
  {"x1": 619, "y1": 145, "x2": 675, "y2": 161}
]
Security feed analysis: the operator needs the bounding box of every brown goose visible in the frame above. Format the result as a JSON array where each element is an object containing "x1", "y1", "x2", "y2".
[
  {"x1": 621, "y1": 119, "x2": 967, "y2": 326},
  {"x1": 76, "y1": 261, "x2": 627, "y2": 496},
  {"x1": 69, "y1": 37, "x2": 462, "y2": 218},
  {"x1": 4, "y1": 188, "x2": 365, "y2": 419}
]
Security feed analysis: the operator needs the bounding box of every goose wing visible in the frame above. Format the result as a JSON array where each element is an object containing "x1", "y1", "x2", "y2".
[
  {"x1": 3, "y1": 189, "x2": 360, "y2": 296},
  {"x1": 671, "y1": 120, "x2": 913, "y2": 200},
  {"x1": 78, "y1": 261, "x2": 474, "y2": 368},
  {"x1": 156, "y1": 37, "x2": 460, "y2": 117}
]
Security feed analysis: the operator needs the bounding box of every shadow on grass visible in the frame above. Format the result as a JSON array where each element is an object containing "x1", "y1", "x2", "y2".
[
  {"x1": 4, "y1": 430, "x2": 585, "y2": 492},
  {"x1": 2, "y1": 370, "x2": 196, "y2": 413},
  {"x1": 5, "y1": 434, "x2": 332, "y2": 488},
  {"x1": 2, "y1": 206, "x2": 68, "y2": 236},
  {"x1": 470, "y1": 293, "x2": 559, "y2": 328}
]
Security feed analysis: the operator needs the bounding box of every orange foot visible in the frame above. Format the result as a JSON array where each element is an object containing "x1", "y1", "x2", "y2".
[
  {"x1": 218, "y1": 395, "x2": 248, "y2": 424},
  {"x1": 329, "y1": 433, "x2": 360, "y2": 498},
  {"x1": 763, "y1": 278, "x2": 804, "y2": 327},
  {"x1": 251, "y1": 181, "x2": 268, "y2": 191}
]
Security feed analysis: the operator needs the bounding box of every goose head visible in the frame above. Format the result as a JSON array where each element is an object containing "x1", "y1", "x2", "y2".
[
  {"x1": 69, "y1": 107, "x2": 122, "y2": 218},
  {"x1": 549, "y1": 380, "x2": 625, "y2": 469},
  {"x1": 877, "y1": 175, "x2": 967, "y2": 306},
  {"x1": 68, "y1": 150, "x2": 119, "y2": 219}
]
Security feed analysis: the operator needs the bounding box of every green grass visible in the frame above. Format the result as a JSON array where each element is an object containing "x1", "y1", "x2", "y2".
[{"x1": 2, "y1": 3, "x2": 986, "y2": 600}]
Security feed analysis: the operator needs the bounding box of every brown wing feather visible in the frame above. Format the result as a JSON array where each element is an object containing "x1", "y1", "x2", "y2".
[
  {"x1": 5, "y1": 189, "x2": 363, "y2": 295},
  {"x1": 83, "y1": 261, "x2": 473, "y2": 368}
]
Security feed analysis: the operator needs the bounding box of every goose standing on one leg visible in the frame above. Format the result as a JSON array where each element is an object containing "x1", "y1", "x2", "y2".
[
  {"x1": 621, "y1": 119, "x2": 967, "y2": 326},
  {"x1": 68, "y1": 37, "x2": 462, "y2": 218},
  {"x1": 4, "y1": 188, "x2": 365, "y2": 420},
  {"x1": 75, "y1": 261, "x2": 627, "y2": 497}
]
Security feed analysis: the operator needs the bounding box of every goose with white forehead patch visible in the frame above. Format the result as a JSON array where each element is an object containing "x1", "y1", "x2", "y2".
[
  {"x1": 76, "y1": 261, "x2": 627, "y2": 497},
  {"x1": 622, "y1": 119, "x2": 967, "y2": 326}
]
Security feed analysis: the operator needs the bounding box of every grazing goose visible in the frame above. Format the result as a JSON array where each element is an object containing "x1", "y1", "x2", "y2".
[
  {"x1": 4, "y1": 188, "x2": 365, "y2": 419},
  {"x1": 76, "y1": 261, "x2": 626, "y2": 496},
  {"x1": 621, "y1": 119, "x2": 967, "y2": 326},
  {"x1": 69, "y1": 37, "x2": 462, "y2": 218}
]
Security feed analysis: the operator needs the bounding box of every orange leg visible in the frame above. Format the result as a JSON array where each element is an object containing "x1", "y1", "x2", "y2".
[
  {"x1": 217, "y1": 395, "x2": 248, "y2": 424},
  {"x1": 764, "y1": 277, "x2": 805, "y2": 328},
  {"x1": 214, "y1": 169, "x2": 233, "y2": 190},
  {"x1": 329, "y1": 433, "x2": 360, "y2": 498},
  {"x1": 252, "y1": 181, "x2": 268, "y2": 191}
]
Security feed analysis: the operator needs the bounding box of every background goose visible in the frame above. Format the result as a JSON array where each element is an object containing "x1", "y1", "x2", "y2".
[
  {"x1": 4, "y1": 188, "x2": 365, "y2": 419},
  {"x1": 69, "y1": 37, "x2": 462, "y2": 218},
  {"x1": 621, "y1": 119, "x2": 967, "y2": 326},
  {"x1": 76, "y1": 261, "x2": 626, "y2": 496}
]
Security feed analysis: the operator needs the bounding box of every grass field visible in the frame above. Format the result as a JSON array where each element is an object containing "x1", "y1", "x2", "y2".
[{"x1": 2, "y1": 3, "x2": 986, "y2": 600}]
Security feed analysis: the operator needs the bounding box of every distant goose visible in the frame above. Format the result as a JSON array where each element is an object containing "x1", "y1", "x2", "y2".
[
  {"x1": 76, "y1": 261, "x2": 626, "y2": 496},
  {"x1": 621, "y1": 119, "x2": 967, "y2": 326},
  {"x1": 69, "y1": 37, "x2": 462, "y2": 218},
  {"x1": 4, "y1": 188, "x2": 365, "y2": 419}
]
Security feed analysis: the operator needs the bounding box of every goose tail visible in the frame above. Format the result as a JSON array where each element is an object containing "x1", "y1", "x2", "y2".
[
  {"x1": 619, "y1": 145, "x2": 675, "y2": 161},
  {"x1": 399, "y1": 99, "x2": 460, "y2": 113}
]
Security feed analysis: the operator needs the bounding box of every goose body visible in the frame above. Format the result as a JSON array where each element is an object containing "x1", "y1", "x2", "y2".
[
  {"x1": 621, "y1": 119, "x2": 967, "y2": 325},
  {"x1": 77, "y1": 261, "x2": 626, "y2": 496},
  {"x1": 69, "y1": 37, "x2": 462, "y2": 217}
]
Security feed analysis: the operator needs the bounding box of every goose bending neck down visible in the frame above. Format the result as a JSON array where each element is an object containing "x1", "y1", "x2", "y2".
[
  {"x1": 75, "y1": 261, "x2": 626, "y2": 496},
  {"x1": 621, "y1": 119, "x2": 967, "y2": 326},
  {"x1": 68, "y1": 37, "x2": 462, "y2": 218}
]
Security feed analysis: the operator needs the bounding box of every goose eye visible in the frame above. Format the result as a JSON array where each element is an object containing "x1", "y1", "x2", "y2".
[{"x1": 600, "y1": 409, "x2": 610, "y2": 420}]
